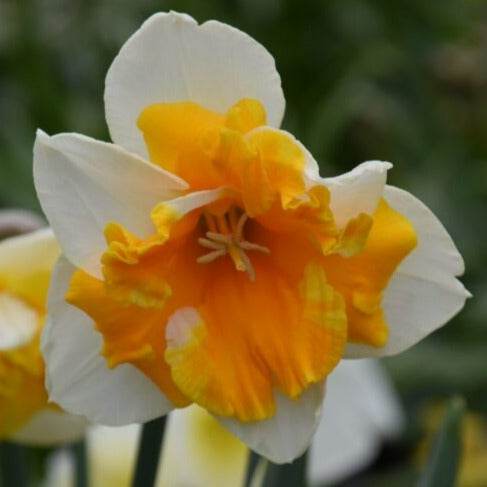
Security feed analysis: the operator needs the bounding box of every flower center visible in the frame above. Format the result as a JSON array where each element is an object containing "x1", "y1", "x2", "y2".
[{"x1": 196, "y1": 207, "x2": 270, "y2": 282}]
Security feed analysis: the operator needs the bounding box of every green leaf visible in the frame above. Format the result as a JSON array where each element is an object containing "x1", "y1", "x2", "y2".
[{"x1": 417, "y1": 396, "x2": 465, "y2": 487}]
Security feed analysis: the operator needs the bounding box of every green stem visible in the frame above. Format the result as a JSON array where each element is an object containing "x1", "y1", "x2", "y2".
[
  {"x1": 263, "y1": 452, "x2": 308, "y2": 487},
  {"x1": 0, "y1": 442, "x2": 28, "y2": 487},
  {"x1": 131, "y1": 416, "x2": 167, "y2": 487},
  {"x1": 72, "y1": 439, "x2": 88, "y2": 487},
  {"x1": 245, "y1": 451, "x2": 261, "y2": 487}
]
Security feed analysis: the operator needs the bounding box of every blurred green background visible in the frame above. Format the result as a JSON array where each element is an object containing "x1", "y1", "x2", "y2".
[{"x1": 0, "y1": 0, "x2": 486, "y2": 485}]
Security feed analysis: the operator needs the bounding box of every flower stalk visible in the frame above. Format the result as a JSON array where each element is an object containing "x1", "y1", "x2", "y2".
[
  {"x1": 72, "y1": 439, "x2": 88, "y2": 487},
  {"x1": 264, "y1": 452, "x2": 308, "y2": 487},
  {"x1": 245, "y1": 451, "x2": 261, "y2": 486},
  {"x1": 131, "y1": 416, "x2": 166, "y2": 487}
]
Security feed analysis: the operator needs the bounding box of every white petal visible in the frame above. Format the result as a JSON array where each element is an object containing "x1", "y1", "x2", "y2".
[
  {"x1": 317, "y1": 160, "x2": 392, "y2": 227},
  {"x1": 308, "y1": 360, "x2": 403, "y2": 486},
  {"x1": 0, "y1": 208, "x2": 45, "y2": 237},
  {"x1": 346, "y1": 186, "x2": 470, "y2": 358},
  {"x1": 11, "y1": 409, "x2": 87, "y2": 446},
  {"x1": 42, "y1": 256, "x2": 174, "y2": 425},
  {"x1": 105, "y1": 11, "x2": 285, "y2": 157},
  {"x1": 162, "y1": 187, "x2": 229, "y2": 217},
  {"x1": 218, "y1": 382, "x2": 325, "y2": 464},
  {"x1": 160, "y1": 405, "x2": 248, "y2": 487},
  {"x1": 34, "y1": 130, "x2": 187, "y2": 278}
]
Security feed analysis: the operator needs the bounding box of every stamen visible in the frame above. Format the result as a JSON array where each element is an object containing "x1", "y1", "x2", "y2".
[
  {"x1": 197, "y1": 249, "x2": 227, "y2": 264},
  {"x1": 240, "y1": 241, "x2": 270, "y2": 254},
  {"x1": 197, "y1": 208, "x2": 269, "y2": 281},
  {"x1": 198, "y1": 238, "x2": 225, "y2": 250},
  {"x1": 228, "y1": 245, "x2": 247, "y2": 272},
  {"x1": 235, "y1": 214, "x2": 248, "y2": 242},
  {"x1": 238, "y1": 249, "x2": 256, "y2": 282},
  {"x1": 206, "y1": 232, "x2": 232, "y2": 244}
]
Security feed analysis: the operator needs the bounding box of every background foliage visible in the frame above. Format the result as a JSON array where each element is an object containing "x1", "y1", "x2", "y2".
[{"x1": 1, "y1": 0, "x2": 486, "y2": 485}]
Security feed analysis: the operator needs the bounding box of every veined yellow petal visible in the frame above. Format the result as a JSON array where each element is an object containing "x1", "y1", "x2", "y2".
[
  {"x1": 334, "y1": 213, "x2": 374, "y2": 258},
  {"x1": 246, "y1": 128, "x2": 306, "y2": 211},
  {"x1": 137, "y1": 99, "x2": 307, "y2": 215},
  {"x1": 138, "y1": 101, "x2": 223, "y2": 186},
  {"x1": 165, "y1": 257, "x2": 346, "y2": 422},
  {"x1": 324, "y1": 198, "x2": 417, "y2": 347},
  {"x1": 224, "y1": 98, "x2": 267, "y2": 133},
  {"x1": 138, "y1": 99, "x2": 268, "y2": 191}
]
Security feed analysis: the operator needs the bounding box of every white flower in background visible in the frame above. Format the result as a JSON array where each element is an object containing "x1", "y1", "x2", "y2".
[
  {"x1": 34, "y1": 11, "x2": 469, "y2": 462},
  {"x1": 308, "y1": 360, "x2": 403, "y2": 485},
  {"x1": 44, "y1": 359, "x2": 402, "y2": 487},
  {"x1": 0, "y1": 228, "x2": 86, "y2": 445},
  {"x1": 0, "y1": 208, "x2": 45, "y2": 239}
]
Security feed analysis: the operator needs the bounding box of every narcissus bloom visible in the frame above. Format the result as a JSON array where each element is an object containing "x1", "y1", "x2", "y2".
[
  {"x1": 34, "y1": 12, "x2": 469, "y2": 462},
  {"x1": 0, "y1": 229, "x2": 86, "y2": 445}
]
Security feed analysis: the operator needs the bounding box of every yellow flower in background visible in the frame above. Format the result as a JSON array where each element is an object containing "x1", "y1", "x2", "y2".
[
  {"x1": 34, "y1": 12, "x2": 469, "y2": 462},
  {"x1": 44, "y1": 359, "x2": 403, "y2": 487},
  {"x1": 0, "y1": 228, "x2": 86, "y2": 445}
]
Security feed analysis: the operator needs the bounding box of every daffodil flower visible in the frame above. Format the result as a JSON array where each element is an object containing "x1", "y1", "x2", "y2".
[
  {"x1": 34, "y1": 12, "x2": 469, "y2": 462},
  {"x1": 0, "y1": 229, "x2": 86, "y2": 445}
]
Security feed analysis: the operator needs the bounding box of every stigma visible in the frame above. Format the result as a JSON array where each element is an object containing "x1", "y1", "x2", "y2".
[{"x1": 197, "y1": 207, "x2": 270, "y2": 282}]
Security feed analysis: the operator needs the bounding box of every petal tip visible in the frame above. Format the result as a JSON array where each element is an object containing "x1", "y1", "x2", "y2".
[
  {"x1": 35, "y1": 128, "x2": 49, "y2": 141},
  {"x1": 363, "y1": 160, "x2": 393, "y2": 172},
  {"x1": 166, "y1": 10, "x2": 198, "y2": 25}
]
